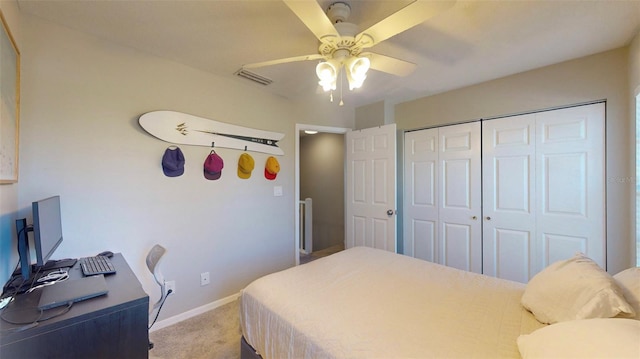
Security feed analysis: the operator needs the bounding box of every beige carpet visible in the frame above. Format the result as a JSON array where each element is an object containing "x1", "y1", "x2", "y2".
[
  {"x1": 149, "y1": 299, "x2": 241, "y2": 359},
  {"x1": 300, "y1": 243, "x2": 344, "y2": 264}
]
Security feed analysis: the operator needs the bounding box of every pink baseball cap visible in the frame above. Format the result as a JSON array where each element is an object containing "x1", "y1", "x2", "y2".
[{"x1": 203, "y1": 151, "x2": 224, "y2": 180}]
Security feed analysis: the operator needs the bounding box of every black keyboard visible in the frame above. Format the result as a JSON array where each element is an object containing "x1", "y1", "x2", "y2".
[{"x1": 80, "y1": 256, "x2": 116, "y2": 276}]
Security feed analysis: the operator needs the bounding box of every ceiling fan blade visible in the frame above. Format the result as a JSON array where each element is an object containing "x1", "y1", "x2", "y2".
[
  {"x1": 362, "y1": 52, "x2": 416, "y2": 77},
  {"x1": 356, "y1": 1, "x2": 455, "y2": 49},
  {"x1": 283, "y1": 0, "x2": 340, "y2": 44},
  {"x1": 242, "y1": 54, "x2": 325, "y2": 69}
]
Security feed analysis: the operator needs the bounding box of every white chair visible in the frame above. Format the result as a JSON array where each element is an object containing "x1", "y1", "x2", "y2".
[
  {"x1": 146, "y1": 244, "x2": 168, "y2": 312},
  {"x1": 146, "y1": 244, "x2": 170, "y2": 350}
]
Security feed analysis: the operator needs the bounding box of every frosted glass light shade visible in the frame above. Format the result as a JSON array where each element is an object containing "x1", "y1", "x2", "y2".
[
  {"x1": 345, "y1": 56, "x2": 370, "y2": 90},
  {"x1": 316, "y1": 61, "x2": 338, "y2": 92}
]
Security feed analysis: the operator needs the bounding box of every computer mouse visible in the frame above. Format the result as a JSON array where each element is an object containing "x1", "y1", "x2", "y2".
[{"x1": 97, "y1": 250, "x2": 114, "y2": 258}]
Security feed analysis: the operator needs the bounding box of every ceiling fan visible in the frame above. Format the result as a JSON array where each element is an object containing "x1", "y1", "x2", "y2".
[{"x1": 241, "y1": 0, "x2": 455, "y2": 98}]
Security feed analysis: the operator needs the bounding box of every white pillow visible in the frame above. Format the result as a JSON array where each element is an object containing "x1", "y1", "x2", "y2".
[
  {"x1": 521, "y1": 253, "x2": 635, "y2": 324},
  {"x1": 614, "y1": 267, "x2": 640, "y2": 320},
  {"x1": 517, "y1": 318, "x2": 640, "y2": 359}
]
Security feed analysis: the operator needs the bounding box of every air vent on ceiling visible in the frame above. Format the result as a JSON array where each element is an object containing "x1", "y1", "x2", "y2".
[{"x1": 235, "y1": 68, "x2": 273, "y2": 86}]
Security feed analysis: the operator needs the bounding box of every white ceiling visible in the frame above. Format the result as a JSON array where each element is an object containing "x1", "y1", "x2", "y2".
[{"x1": 17, "y1": 0, "x2": 640, "y2": 109}]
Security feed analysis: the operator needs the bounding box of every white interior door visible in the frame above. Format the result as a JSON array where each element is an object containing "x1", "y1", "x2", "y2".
[
  {"x1": 403, "y1": 128, "x2": 439, "y2": 261},
  {"x1": 438, "y1": 123, "x2": 482, "y2": 273},
  {"x1": 346, "y1": 124, "x2": 397, "y2": 252},
  {"x1": 482, "y1": 115, "x2": 537, "y2": 283}
]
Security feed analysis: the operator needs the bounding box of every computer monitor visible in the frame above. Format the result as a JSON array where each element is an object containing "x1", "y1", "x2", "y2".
[
  {"x1": 15, "y1": 195, "x2": 64, "y2": 281},
  {"x1": 32, "y1": 195, "x2": 64, "y2": 267}
]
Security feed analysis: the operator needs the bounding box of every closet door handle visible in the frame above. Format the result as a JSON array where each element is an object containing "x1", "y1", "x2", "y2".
[
  {"x1": 485, "y1": 216, "x2": 491, "y2": 221},
  {"x1": 472, "y1": 216, "x2": 477, "y2": 220}
]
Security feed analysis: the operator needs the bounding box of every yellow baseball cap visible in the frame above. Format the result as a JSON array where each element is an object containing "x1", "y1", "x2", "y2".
[{"x1": 237, "y1": 153, "x2": 255, "y2": 179}]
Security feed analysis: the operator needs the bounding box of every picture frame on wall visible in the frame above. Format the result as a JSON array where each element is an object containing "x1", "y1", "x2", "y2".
[{"x1": 0, "y1": 10, "x2": 20, "y2": 184}]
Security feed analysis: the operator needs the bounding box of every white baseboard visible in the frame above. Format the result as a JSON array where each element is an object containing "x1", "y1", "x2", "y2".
[{"x1": 149, "y1": 291, "x2": 241, "y2": 332}]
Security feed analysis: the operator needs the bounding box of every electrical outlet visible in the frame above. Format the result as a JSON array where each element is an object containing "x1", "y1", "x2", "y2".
[
  {"x1": 166, "y1": 280, "x2": 176, "y2": 295},
  {"x1": 200, "y1": 272, "x2": 210, "y2": 286}
]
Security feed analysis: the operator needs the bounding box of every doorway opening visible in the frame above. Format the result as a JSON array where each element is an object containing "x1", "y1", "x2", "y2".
[{"x1": 295, "y1": 124, "x2": 349, "y2": 265}]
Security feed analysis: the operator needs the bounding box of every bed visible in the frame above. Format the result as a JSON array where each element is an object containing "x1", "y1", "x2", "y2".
[{"x1": 240, "y1": 247, "x2": 640, "y2": 359}]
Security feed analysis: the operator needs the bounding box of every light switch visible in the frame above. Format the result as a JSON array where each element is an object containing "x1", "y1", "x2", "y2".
[{"x1": 274, "y1": 186, "x2": 283, "y2": 197}]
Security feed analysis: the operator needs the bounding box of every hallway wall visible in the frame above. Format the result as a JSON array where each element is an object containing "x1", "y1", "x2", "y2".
[{"x1": 300, "y1": 133, "x2": 345, "y2": 251}]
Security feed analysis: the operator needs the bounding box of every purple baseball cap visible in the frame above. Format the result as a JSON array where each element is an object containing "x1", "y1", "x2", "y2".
[{"x1": 162, "y1": 147, "x2": 185, "y2": 177}]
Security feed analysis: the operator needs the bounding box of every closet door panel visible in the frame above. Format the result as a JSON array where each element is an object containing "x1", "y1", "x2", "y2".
[
  {"x1": 489, "y1": 228, "x2": 531, "y2": 283},
  {"x1": 482, "y1": 116, "x2": 536, "y2": 281},
  {"x1": 438, "y1": 123, "x2": 482, "y2": 273},
  {"x1": 403, "y1": 129, "x2": 439, "y2": 260},
  {"x1": 544, "y1": 233, "x2": 587, "y2": 265},
  {"x1": 412, "y1": 219, "x2": 436, "y2": 262},
  {"x1": 442, "y1": 222, "x2": 473, "y2": 271},
  {"x1": 535, "y1": 103, "x2": 605, "y2": 272}
]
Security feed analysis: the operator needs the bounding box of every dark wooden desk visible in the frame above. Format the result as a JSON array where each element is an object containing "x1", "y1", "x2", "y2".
[{"x1": 0, "y1": 253, "x2": 149, "y2": 358}]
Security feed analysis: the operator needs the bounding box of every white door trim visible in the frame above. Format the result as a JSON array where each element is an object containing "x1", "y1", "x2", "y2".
[{"x1": 295, "y1": 124, "x2": 349, "y2": 265}]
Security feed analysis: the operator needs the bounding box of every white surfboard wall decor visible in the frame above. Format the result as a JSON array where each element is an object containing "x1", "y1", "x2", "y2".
[{"x1": 139, "y1": 111, "x2": 285, "y2": 156}]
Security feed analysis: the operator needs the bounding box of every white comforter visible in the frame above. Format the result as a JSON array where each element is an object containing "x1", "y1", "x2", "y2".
[{"x1": 240, "y1": 247, "x2": 545, "y2": 359}]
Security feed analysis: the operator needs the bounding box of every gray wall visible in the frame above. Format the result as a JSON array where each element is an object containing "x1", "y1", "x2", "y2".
[
  {"x1": 355, "y1": 100, "x2": 394, "y2": 129},
  {"x1": 300, "y1": 133, "x2": 345, "y2": 251},
  {"x1": 395, "y1": 47, "x2": 634, "y2": 274}
]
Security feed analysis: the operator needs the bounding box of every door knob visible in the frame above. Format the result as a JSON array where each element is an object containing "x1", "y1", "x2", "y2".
[
  {"x1": 387, "y1": 209, "x2": 395, "y2": 216},
  {"x1": 472, "y1": 216, "x2": 477, "y2": 220},
  {"x1": 486, "y1": 216, "x2": 491, "y2": 220}
]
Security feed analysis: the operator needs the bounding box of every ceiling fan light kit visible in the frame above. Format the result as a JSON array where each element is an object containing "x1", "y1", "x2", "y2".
[
  {"x1": 241, "y1": 0, "x2": 455, "y2": 103},
  {"x1": 316, "y1": 48, "x2": 370, "y2": 93}
]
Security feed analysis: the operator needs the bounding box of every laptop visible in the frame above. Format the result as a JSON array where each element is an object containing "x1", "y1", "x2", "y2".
[{"x1": 38, "y1": 274, "x2": 109, "y2": 310}]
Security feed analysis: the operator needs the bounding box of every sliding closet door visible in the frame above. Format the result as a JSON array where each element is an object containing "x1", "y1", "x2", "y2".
[
  {"x1": 482, "y1": 115, "x2": 537, "y2": 283},
  {"x1": 438, "y1": 123, "x2": 482, "y2": 273},
  {"x1": 403, "y1": 128, "x2": 439, "y2": 261},
  {"x1": 534, "y1": 103, "x2": 605, "y2": 273}
]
